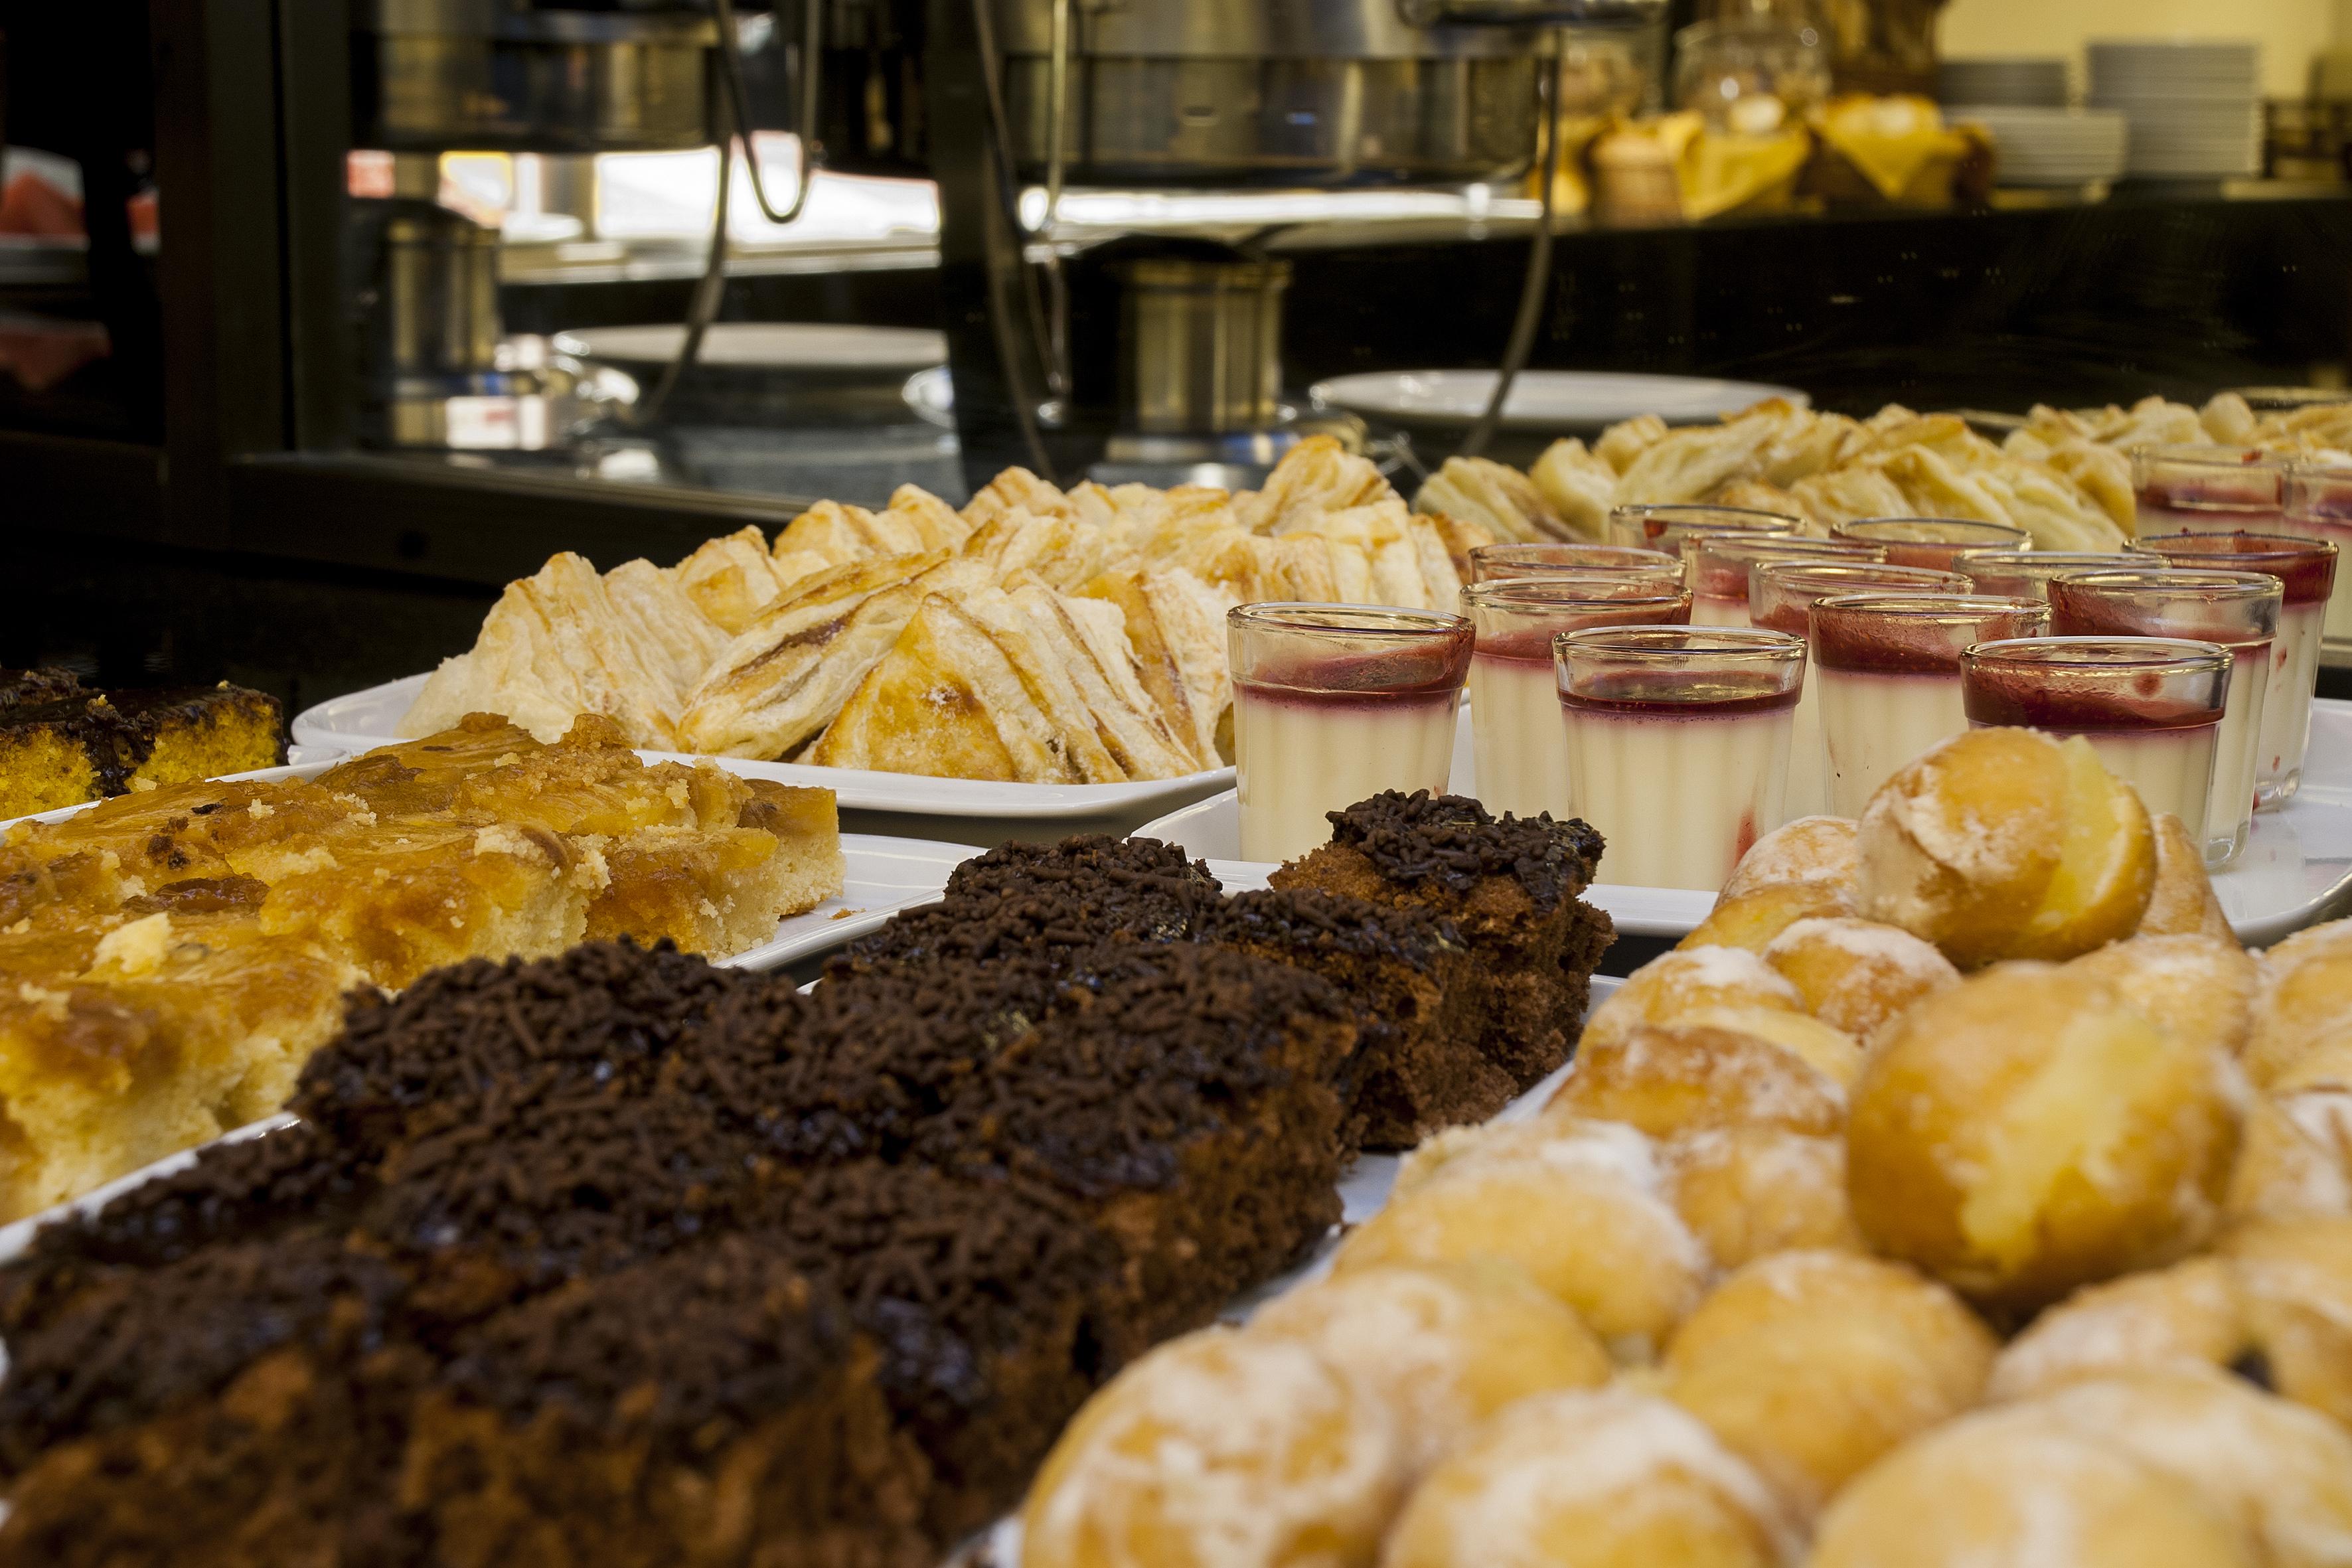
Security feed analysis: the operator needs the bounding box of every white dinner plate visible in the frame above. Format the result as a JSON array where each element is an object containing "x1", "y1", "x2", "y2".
[
  {"x1": 0, "y1": 756, "x2": 965, "y2": 973},
  {"x1": 1308, "y1": 370, "x2": 1807, "y2": 433},
  {"x1": 1139, "y1": 701, "x2": 2352, "y2": 948},
  {"x1": 293, "y1": 674, "x2": 1235, "y2": 823},
  {"x1": 553, "y1": 321, "x2": 947, "y2": 372}
]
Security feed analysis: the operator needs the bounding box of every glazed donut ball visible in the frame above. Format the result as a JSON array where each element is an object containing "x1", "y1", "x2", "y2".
[
  {"x1": 1857, "y1": 727, "x2": 2156, "y2": 969},
  {"x1": 1719, "y1": 815, "x2": 1859, "y2": 902},
  {"x1": 1662, "y1": 1126, "x2": 1863, "y2": 1271},
  {"x1": 2222, "y1": 1216, "x2": 2352, "y2": 1428},
  {"x1": 1846, "y1": 963, "x2": 2242, "y2": 1312},
  {"x1": 1761, "y1": 917, "x2": 1958, "y2": 1043},
  {"x1": 1679, "y1": 880, "x2": 1858, "y2": 953},
  {"x1": 1022, "y1": 1327, "x2": 1405, "y2": 1568},
  {"x1": 2140, "y1": 810, "x2": 2236, "y2": 941},
  {"x1": 1661, "y1": 1251, "x2": 1995, "y2": 1518},
  {"x1": 1248, "y1": 1261, "x2": 1611, "y2": 1476},
  {"x1": 1381, "y1": 1388, "x2": 1799, "y2": 1568},
  {"x1": 1987, "y1": 1257, "x2": 2249, "y2": 1403},
  {"x1": 2012, "y1": 1369, "x2": 2352, "y2": 1568},
  {"x1": 2225, "y1": 1091, "x2": 2352, "y2": 1225},
  {"x1": 1336, "y1": 1120, "x2": 1708, "y2": 1362},
  {"x1": 2248, "y1": 921, "x2": 2352, "y2": 1085},
  {"x1": 1808, "y1": 1407, "x2": 2258, "y2": 1568},
  {"x1": 1579, "y1": 947, "x2": 1805, "y2": 1058},
  {"x1": 1674, "y1": 1006, "x2": 1865, "y2": 1089},
  {"x1": 2069, "y1": 932, "x2": 2260, "y2": 1058},
  {"x1": 1543, "y1": 1021, "x2": 1847, "y2": 1141}
]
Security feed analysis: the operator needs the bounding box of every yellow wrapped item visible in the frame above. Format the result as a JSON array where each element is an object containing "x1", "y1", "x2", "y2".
[{"x1": 1808, "y1": 94, "x2": 1984, "y2": 208}]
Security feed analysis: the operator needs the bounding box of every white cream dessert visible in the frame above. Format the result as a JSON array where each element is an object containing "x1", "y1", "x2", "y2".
[
  {"x1": 1961, "y1": 638, "x2": 2228, "y2": 839},
  {"x1": 1749, "y1": 564, "x2": 1971, "y2": 824},
  {"x1": 1685, "y1": 537, "x2": 1883, "y2": 629},
  {"x1": 1465, "y1": 586, "x2": 1690, "y2": 819},
  {"x1": 2132, "y1": 531, "x2": 2338, "y2": 809},
  {"x1": 1229, "y1": 605, "x2": 1476, "y2": 864},
  {"x1": 1812, "y1": 594, "x2": 2049, "y2": 819},
  {"x1": 1555, "y1": 627, "x2": 1806, "y2": 892},
  {"x1": 2048, "y1": 572, "x2": 2278, "y2": 868}
]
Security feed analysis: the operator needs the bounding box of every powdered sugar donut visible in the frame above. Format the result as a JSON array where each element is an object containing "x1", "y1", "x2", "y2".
[
  {"x1": 1579, "y1": 947, "x2": 1805, "y2": 1058},
  {"x1": 2070, "y1": 932, "x2": 2260, "y2": 1059},
  {"x1": 1661, "y1": 1125, "x2": 1863, "y2": 1271},
  {"x1": 1679, "y1": 881, "x2": 1859, "y2": 953},
  {"x1": 2139, "y1": 810, "x2": 2234, "y2": 941},
  {"x1": 2223, "y1": 1215, "x2": 2352, "y2": 1429},
  {"x1": 1248, "y1": 1260, "x2": 1610, "y2": 1476},
  {"x1": 1382, "y1": 1387, "x2": 1800, "y2": 1568},
  {"x1": 1808, "y1": 1406, "x2": 2257, "y2": 1568},
  {"x1": 1988, "y1": 1257, "x2": 2250, "y2": 1403},
  {"x1": 2248, "y1": 920, "x2": 2352, "y2": 1085},
  {"x1": 1543, "y1": 1021, "x2": 1846, "y2": 1141},
  {"x1": 1662, "y1": 1251, "x2": 1995, "y2": 1518},
  {"x1": 1022, "y1": 1327, "x2": 1405, "y2": 1568},
  {"x1": 1336, "y1": 1119, "x2": 1708, "y2": 1362},
  {"x1": 2010, "y1": 1369, "x2": 2352, "y2": 1568},
  {"x1": 1761, "y1": 917, "x2": 1958, "y2": 1042},
  {"x1": 1847, "y1": 963, "x2": 2242, "y2": 1313},
  {"x1": 1719, "y1": 816, "x2": 1859, "y2": 902}
]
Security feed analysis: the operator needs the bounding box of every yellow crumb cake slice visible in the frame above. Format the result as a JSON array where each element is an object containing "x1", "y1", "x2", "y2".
[{"x1": 0, "y1": 909, "x2": 360, "y2": 1220}]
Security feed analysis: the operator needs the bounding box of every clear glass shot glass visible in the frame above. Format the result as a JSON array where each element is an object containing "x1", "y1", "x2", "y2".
[
  {"x1": 2130, "y1": 531, "x2": 2340, "y2": 808},
  {"x1": 2134, "y1": 444, "x2": 2288, "y2": 535},
  {"x1": 1684, "y1": 534, "x2": 1885, "y2": 628},
  {"x1": 2047, "y1": 569, "x2": 2282, "y2": 868},
  {"x1": 1962, "y1": 637, "x2": 2232, "y2": 840},
  {"x1": 1468, "y1": 542, "x2": 1686, "y2": 586},
  {"x1": 1229, "y1": 603, "x2": 1475, "y2": 864},
  {"x1": 1954, "y1": 548, "x2": 2139, "y2": 600},
  {"x1": 1830, "y1": 516, "x2": 2033, "y2": 571},
  {"x1": 1463, "y1": 581, "x2": 1694, "y2": 820},
  {"x1": 1748, "y1": 562, "x2": 1972, "y2": 823},
  {"x1": 1810, "y1": 593, "x2": 2050, "y2": 817},
  {"x1": 1608, "y1": 503, "x2": 1798, "y2": 554},
  {"x1": 1555, "y1": 626, "x2": 1808, "y2": 892},
  {"x1": 2284, "y1": 461, "x2": 2352, "y2": 643}
]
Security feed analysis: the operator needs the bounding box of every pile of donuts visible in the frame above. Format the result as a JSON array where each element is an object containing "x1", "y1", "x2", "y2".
[{"x1": 1017, "y1": 726, "x2": 2352, "y2": 1568}]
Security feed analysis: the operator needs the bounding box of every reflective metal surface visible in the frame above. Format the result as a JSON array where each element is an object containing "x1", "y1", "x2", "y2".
[
  {"x1": 356, "y1": 1, "x2": 720, "y2": 152},
  {"x1": 1121, "y1": 257, "x2": 1292, "y2": 434}
]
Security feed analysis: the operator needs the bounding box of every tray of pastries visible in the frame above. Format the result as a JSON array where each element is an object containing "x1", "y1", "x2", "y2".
[
  {"x1": 5, "y1": 742, "x2": 2351, "y2": 1565},
  {"x1": 0, "y1": 712, "x2": 978, "y2": 1225},
  {"x1": 293, "y1": 440, "x2": 1496, "y2": 818}
]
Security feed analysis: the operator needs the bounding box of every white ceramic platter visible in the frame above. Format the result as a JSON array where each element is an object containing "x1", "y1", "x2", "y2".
[
  {"x1": 1308, "y1": 369, "x2": 1807, "y2": 433},
  {"x1": 1140, "y1": 702, "x2": 2352, "y2": 948},
  {"x1": 292, "y1": 674, "x2": 1235, "y2": 824},
  {"x1": 0, "y1": 757, "x2": 967, "y2": 976}
]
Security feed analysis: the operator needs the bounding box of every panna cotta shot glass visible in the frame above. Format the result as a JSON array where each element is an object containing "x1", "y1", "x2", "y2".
[
  {"x1": 1684, "y1": 534, "x2": 1886, "y2": 627},
  {"x1": 1954, "y1": 549, "x2": 2138, "y2": 601},
  {"x1": 2284, "y1": 461, "x2": 2352, "y2": 643},
  {"x1": 1962, "y1": 638, "x2": 2231, "y2": 837},
  {"x1": 1464, "y1": 580, "x2": 1694, "y2": 819},
  {"x1": 1468, "y1": 542, "x2": 1685, "y2": 586},
  {"x1": 2047, "y1": 569, "x2": 2281, "y2": 868},
  {"x1": 1555, "y1": 626, "x2": 1807, "y2": 892},
  {"x1": 1608, "y1": 503, "x2": 1798, "y2": 554},
  {"x1": 1829, "y1": 516, "x2": 2033, "y2": 572},
  {"x1": 1229, "y1": 603, "x2": 1475, "y2": 864},
  {"x1": 2134, "y1": 444, "x2": 2288, "y2": 535},
  {"x1": 1811, "y1": 593, "x2": 2050, "y2": 817},
  {"x1": 2130, "y1": 531, "x2": 2339, "y2": 808},
  {"x1": 1749, "y1": 561, "x2": 1972, "y2": 822}
]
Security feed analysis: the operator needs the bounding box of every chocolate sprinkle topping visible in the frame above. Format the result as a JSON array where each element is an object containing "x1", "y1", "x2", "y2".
[{"x1": 1324, "y1": 791, "x2": 1604, "y2": 911}]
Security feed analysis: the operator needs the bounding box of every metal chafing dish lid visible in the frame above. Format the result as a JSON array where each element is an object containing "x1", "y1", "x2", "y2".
[{"x1": 364, "y1": 0, "x2": 720, "y2": 44}]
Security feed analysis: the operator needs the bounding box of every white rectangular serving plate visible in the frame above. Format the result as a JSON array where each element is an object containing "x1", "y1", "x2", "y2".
[
  {"x1": 1144, "y1": 699, "x2": 2352, "y2": 948},
  {"x1": 0, "y1": 759, "x2": 968, "y2": 976},
  {"x1": 293, "y1": 673, "x2": 1236, "y2": 821}
]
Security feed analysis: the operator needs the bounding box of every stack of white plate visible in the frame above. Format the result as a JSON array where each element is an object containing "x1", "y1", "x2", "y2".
[
  {"x1": 1950, "y1": 105, "x2": 2130, "y2": 186},
  {"x1": 1939, "y1": 57, "x2": 2070, "y2": 109},
  {"x1": 2088, "y1": 39, "x2": 2262, "y2": 177}
]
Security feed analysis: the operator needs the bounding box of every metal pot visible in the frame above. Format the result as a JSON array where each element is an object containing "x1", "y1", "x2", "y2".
[
  {"x1": 355, "y1": 0, "x2": 720, "y2": 153},
  {"x1": 1119, "y1": 256, "x2": 1291, "y2": 434}
]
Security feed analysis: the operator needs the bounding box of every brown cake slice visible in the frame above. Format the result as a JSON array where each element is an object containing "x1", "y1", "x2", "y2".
[
  {"x1": 1271, "y1": 790, "x2": 1616, "y2": 1093},
  {"x1": 1199, "y1": 886, "x2": 1499, "y2": 1150},
  {"x1": 0, "y1": 682, "x2": 283, "y2": 819}
]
